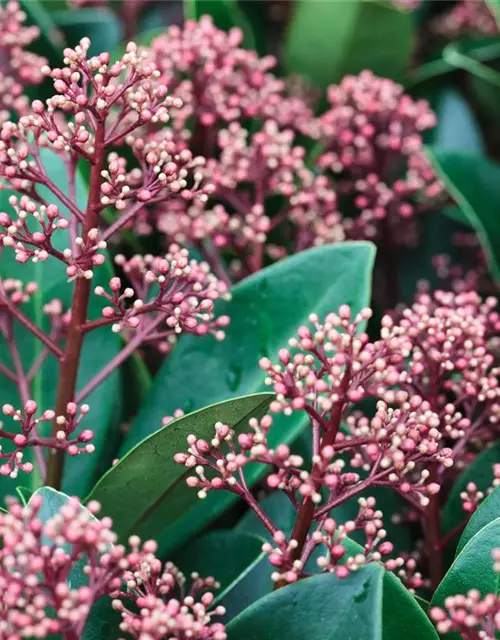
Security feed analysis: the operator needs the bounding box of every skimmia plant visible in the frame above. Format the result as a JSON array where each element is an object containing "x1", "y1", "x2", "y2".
[{"x1": 1, "y1": 1, "x2": 500, "y2": 639}]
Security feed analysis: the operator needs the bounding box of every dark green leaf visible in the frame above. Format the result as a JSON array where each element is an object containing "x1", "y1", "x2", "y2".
[
  {"x1": 427, "y1": 147, "x2": 500, "y2": 282},
  {"x1": 442, "y1": 442, "x2": 500, "y2": 536},
  {"x1": 173, "y1": 530, "x2": 267, "y2": 620},
  {"x1": 19, "y1": 0, "x2": 66, "y2": 56},
  {"x1": 0, "y1": 151, "x2": 120, "y2": 498},
  {"x1": 227, "y1": 563, "x2": 437, "y2": 640},
  {"x1": 52, "y1": 8, "x2": 123, "y2": 56},
  {"x1": 456, "y1": 487, "x2": 500, "y2": 556},
  {"x1": 431, "y1": 88, "x2": 485, "y2": 153},
  {"x1": 227, "y1": 567, "x2": 384, "y2": 640},
  {"x1": 87, "y1": 393, "x2": 273, "y2": 543},
  {"x1": 118, "y1": 243, "x2": 375, "y2": 553},
  {"x1": 443, "y1": 41, "x2": 500, "y2": 87},
  {"x1": 183, "y1": 0, "x2": 256, "y2": 49},
  {"x1": 431, "y1": 517, "x2": 500, "y2": 640},
  {"x1": 432, "y1": 517, "x2": 500, "y2": 610},
  {"x1": 284, "y1": 0, "x2": 413, "y2": 89}
]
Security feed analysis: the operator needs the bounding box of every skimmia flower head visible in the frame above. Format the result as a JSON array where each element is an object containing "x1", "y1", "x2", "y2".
[{"x1": 0, "y1": 495, "x2": 227, "y2": 639}]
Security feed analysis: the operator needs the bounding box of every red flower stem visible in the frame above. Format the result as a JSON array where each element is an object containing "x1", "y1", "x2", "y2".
[
  {"x1": 28, "y1": 165, "x2": 85, "y2": 223},
  {"x1": 1, "y1": 295, "x2": 64, "y2": 360},
  {"x1": 6, "y1": 326, "x2": 47, "y2": 479},
  {"x1": 198, "y1": 240, "x2": 232, "y2": 286},
  {"x1": 75, "y1": 313, "x2": 165, "y2": 403},
  {"x1": 99, "y1": 202, "x2": 144, "y2": 243},
  {"x1": 239, "y1": 486, "x2": 278, "y2": 537},
  {"x1": 0, "y1": 363, "x2": 16, "y2": 383},
  {"x1": 439, "y1": 519, "x2": 468, "y2": 550},
  {"x1": 274, "y1": 395, "x2": 349, "y2": 591},
  {"x1": 46, "y1": 123, "x2": 106, "y2": 489}
]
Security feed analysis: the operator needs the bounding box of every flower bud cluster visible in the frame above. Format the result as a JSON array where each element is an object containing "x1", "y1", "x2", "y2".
[
  {"x1": 0, "y1": 400, "x2": 94, "y2": 477},
  {"x1": 381, "y1": 291, "x2": 500, "y2": 453},
  {"x1": 0, "y1": 1, "x2": 47, "y2": 124},
  {"x1": 430, "y1": 550, "x2": 500, "y2": 639},
  {"x1": 259, "y1": 306, "x2": 410, "y2": 417},
  {"x1": 0, "y1": 277, "x2": 38, "y2": 305},
  {"x1": 0, "y1": 495, "x2": 226, "y2": 639},
  {"x1": 101, "y1": 132, "x2": 214, "y2": 212},
  {"x1": 150, "y1": 16, "x2": 310, "y2": 132},
  {"x1": 264, "y1": 497, "x2": 399, "y2": 585},
  {"x1": 307, "y1": 71, "x2": 444, "y2": 244},
  {"x1": 0, "y1": 196, "x2": 106, "y2": 277},
  {"x1": 460, "y1": 464, "x2": 500, "y2": 514},
  {"x1": 94, "y1": 244, "x2": 230, "y2": 350},
  {"x1": 431, "y1": 0, "x2": 498, "y2": 38}
]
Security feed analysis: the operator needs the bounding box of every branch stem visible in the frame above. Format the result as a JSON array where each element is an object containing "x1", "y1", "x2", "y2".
[{"x1": 46, "y1": 123, "x2": 106, "y2": 489}]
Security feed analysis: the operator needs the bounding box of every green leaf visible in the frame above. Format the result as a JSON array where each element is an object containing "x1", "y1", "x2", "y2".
[
  {"x1": 284, "y1": 0, "x2": 413, "y2": 89},
  {"x1": 27, "y1": 487, "x2": 120, "y2": 639},
  {"x1": 183, "y1": 0, "x2": 256, "y2": 49},
  {"x1": 431, "y1": 88, "x2": 485, "y2": 154},
  {"x1": 442, "y1": 442, "x2": 500, "y2": 536},
  {"x1": 19, "y1": 0, "x2": 66, "y2": 56},
  {"x1": 52, "y1": 8, "x2": 123, "y2": 56},
  {"x1": 227, "y1": 563, "x2": 437, "y2": 640},
  {"x1": 86, "y1": 393, "x2": 274, "y2": 543},
  {"x1": 443, "y1": 41, "x2": 500, "y2": 87},
  {"x1": 427, "y1": 147, "x2": 500, "y2": 282},
  {"x1": 227, "y1": 567, "x2": 384, "y2": 640},
  {"x1": 456, "y1": 487, "x2": 500, "y2": 556},
  {"x1": 0, "y1": 151, "x2": 120, "y2": 498},
  {"x1": 117, "y1": 243, "x2": 375, "y2": 553},
  {"x1": 173, "y1": 530, "x2": 267, "y2": 620},
  {"x1": 432, "y1": 517, "x2": 500, "y2": 621}
]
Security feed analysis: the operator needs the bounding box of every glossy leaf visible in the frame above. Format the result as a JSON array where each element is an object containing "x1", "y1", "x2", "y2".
[
  {"x1": 427, "y1": 147, "x2": 500, "y2": 282},
  {"x1": 431, "y1": 88, "x2": 485, "y2": 154},
  {"x1": 486, "y1": 0, "x2": 500, "y2": 26},
  {"x1": 227, "y1": 567, "x2": 384, "y2": 640},
  {"x1": 87, "y1": 393, "x2": 273, "y2": 543},
  {"x1": 442, "y1": 442, "x2": 500, "y2": 536},
  {"x1": 284, "y1": 0, "x2": 413, "y2": 89},
  {"x1": 456, "y1": 487, "x2": 500, "y2": 556},
  {"x1": 432, "y1": 517, "x2": 500, "y2": 610},
  {"x1": 52, "y1": 8, "x2": 123, "y2": 56},
  {"x1": 0, "y1": 151, "x2": 120, "y2": 498},
  {"x1": 173, "y1": 530, "x2": 267, "y2": 620},
  {"x1": 227, "y1": 563, "x2": 437, "y2": 640},
  {"x1": 19, "y1": 0, "x2": 66, "y2": 57},
  {"x1": 183, "y1": 0, "x2": 256, "y2": 49}
]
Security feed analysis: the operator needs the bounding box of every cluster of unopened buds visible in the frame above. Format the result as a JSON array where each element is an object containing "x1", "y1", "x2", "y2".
[
  {"x1": 137, "y1": 19, "x2": 446, "y2": 273},
  {"x1": 430, "y1": 550, "x2": 500, "y2": 639},
  {"x1": 263, "y1": 497, "x2": 399, "y2": 585},
  {"x1": 0, "y1": 1, "x2": 47, "y2": 124},
  {"x1": 460, "y1": 464, "x2": 500, "y2": 514},
  {"x1": 174, "y1": 288, "x2": 500, "y2": 587},
  {"x1": 0, "y1": 495, "x2": 227, "y2": 639},
  {"x1": 149, "y1": 16, "x2": 311, "y2": 134},
  {"x1": 431, "y1": 0, "x2": 498, "y2": 38},
  {"x1": 0, "y1": 401, "x2": 93, "y2": 477},
  {"x1": 92, "y1": 245, "x2": 230, "y2": 350},
  {"x1": 0, "y1": 196, "x2": 107, "y2": 278}
]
